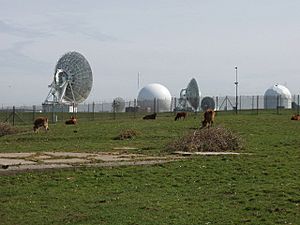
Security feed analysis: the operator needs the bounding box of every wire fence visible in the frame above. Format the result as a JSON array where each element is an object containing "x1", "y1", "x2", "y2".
[{"x1": 1, "y1": 95, "x2": 300, "y2": 126}]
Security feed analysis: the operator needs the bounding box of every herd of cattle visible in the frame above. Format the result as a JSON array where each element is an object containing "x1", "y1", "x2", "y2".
[
  {"x1": 142, "y1": 109, "x2": 216, "y2": 128},
  {"x1": 33, "y1": 109, "x2": 216, "y2": 132},
  {"x1": 33, "y1": 110, "x2": 300, "y2": 132},
  {"x1": 33, "y1": 116, "x2": 77, "y2": 132}
]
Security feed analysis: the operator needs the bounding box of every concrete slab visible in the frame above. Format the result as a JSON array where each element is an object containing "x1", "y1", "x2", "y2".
[
  {"x1": 93, "y1": 155, "x2": 133, "y2": 161},
  {"x1": 0, "y1": 153, "x2": 35, "y2": 158},
  {"x1": 43, "y1": 152, "x2": 97, "y2": 158},
  {"x1": 174, "y1": 151, "x2": 242, "y2": 155},
  {"x1": 0, "y1": 160, "x2": 175, "y2": 175},
  {"x1": 34, "y1": 155, "x2": 52, "y2": 160},
  {"x1": 0, "y1": 163, "x2": 72, "y2": 175},
  {"x1": 43, "y1": 158, "x2": 90, "y2": 164},
  {"x1": 0, "y1": 158, "x2": 36, "y2": 166},
  {"x1": 0, "y1": 151, "x2": 191, "y2": 175},
  {"x1": 113, "y1": 147, "x2": 139, "y2": 150}
]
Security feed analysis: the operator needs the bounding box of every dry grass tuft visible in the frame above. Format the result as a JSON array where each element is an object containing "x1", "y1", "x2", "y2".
[
  {"x1": 114, "y1": 129, "x2": 139, "y2": 140},
  {"x1": 0, "y1": 123, "x2": 19, "y2": 137},
  {"x1": 167, "y1": 126, "x2": 243, "y2": 152}
]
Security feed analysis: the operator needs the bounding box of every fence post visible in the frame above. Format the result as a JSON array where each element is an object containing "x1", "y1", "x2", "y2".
[
  {"x1": 61, "y1": 104, "x2": 64, "y2": 122},
  {"x1": 72, "y1": 102, "x2": 76, "y2": 119},
  {"x1": 298, "y1": 95, "x2": 300, "y2": 115},
  {"x1": 256, "y1": 95, "x2": 259, "y2": 115},
  {"x1": 174, "y1": 97, "x2": 177, "y2": 114},
  {"x1": 51, "y1": 104, "x2": 55, "y2": 123},
  {"x1": 6, "y1": 107, "x2": 9, "y2": 122},
  {"x1": 92, "y1": 102, "x2": 95, "y2": 120},
  {"x1": 134, "y1": 99, "x2": 137, "y2": 119},
  {"x1": 277, "y1": 95, "x2": 280, "y2": 114},
  {"x1": 33, "y1": 105, "x2": 36, "y2": 122},
  {"x1": 113, "y1": 100, "x2": 116, "y2": 120},
  {"x1": 12, "y1": 106, "x2": 15, "y2": 126}
]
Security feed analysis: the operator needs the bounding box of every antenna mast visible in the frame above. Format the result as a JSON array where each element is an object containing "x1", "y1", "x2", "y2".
[{"x1": 234, "y1": 66, "x2": 238, "y2": 114}]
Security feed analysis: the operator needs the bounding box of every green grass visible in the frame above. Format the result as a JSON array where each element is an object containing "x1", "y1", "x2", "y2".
[
  {"x1": 0, "y1": 112, "x2": 192, "y2": 154},
  {"x1": 0, "y1": 111, "x2": 300, "y2": 224}
]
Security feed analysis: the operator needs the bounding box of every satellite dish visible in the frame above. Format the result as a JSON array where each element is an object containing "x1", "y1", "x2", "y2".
[
  {"x1": 201, "y1": 96, "x2": 215, "y2": 111},
  {"x1": 186, "y1": 78, "x2": 200, "y2": 110},
  {"x1": 112, "y1": 97, "x2": 125, "y2": 112},
  {"x1": 44, "y1": 51, "x2": 93, "y2": 104},
  {"x1": 178, "y1": 78, "x2": 200, "y2": 111}
]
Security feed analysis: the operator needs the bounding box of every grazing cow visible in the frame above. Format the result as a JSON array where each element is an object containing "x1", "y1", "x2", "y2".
[
  {"x1": 175, "y1": 112, "x2": 187, "y2": 121},
  {"x1": 201, "y1": 109, "x2": 216, "y2": 128},
  {"x1": 33, "y1": 117, "x2": 49, "y2": 132},
  {"x1": 65, "y1": 116, "x2": 77, "y2": 125},
  {"x1": 291, "y1": 114, "x2": 300, "y2": 120},
  {"x1": 143, "y1": 113, "x2": 157, "y2": 120}
]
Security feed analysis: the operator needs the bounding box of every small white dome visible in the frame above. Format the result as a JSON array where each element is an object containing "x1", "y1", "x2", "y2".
[
  {"x1": 264, "y1": 84, "x2": 292, "y2": 98},
  {"x1": 264, "y1": 84, "x2": 292, "y2": 109},
  {"x1": 137, "y1": 83, "x2": 172, "y2": 112}
]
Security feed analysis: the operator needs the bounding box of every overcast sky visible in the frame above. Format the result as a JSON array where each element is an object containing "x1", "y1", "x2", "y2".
[{"x1": 1, "y1": 0, "x2": 300, "y2": 105}]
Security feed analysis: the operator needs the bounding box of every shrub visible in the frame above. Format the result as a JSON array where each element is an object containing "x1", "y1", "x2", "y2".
[
  {"x1": 0, "y1": 123, "x2": 19, "y2": 137},
  {"x1": 114, "y1": 129, "x2": 139, "y2": 140},
  {"x1": 167, "y1": 126, "x2": 243, "y2": 152}
]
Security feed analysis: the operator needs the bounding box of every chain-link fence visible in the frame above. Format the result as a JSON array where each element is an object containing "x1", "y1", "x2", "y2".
[{"x1": 1, "y1": 95, "x2": 300, "y2": 126}]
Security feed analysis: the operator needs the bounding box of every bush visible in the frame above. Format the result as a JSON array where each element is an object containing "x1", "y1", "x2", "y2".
[
  {"x1": 114, "y1": 129, "x2": 139, "y2": 140},
  {"x1": 167, "y1": 127, "x2": 243, "y2": 152},
  {"x1": 0, "y1": 123, "x2": 19, "y2": 137}
]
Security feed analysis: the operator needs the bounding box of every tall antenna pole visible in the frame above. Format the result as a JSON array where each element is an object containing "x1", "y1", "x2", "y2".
[{"x1": 234, "y1": 66, "x2": 238, "y2": 114}]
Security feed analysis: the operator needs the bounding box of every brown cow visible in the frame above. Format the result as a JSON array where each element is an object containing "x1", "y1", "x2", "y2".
[
  {"x1": 175, "y1": 112, "x2": 187, "y2": 121},
  {"x1": 291, "y1": 114, "x2": 300, "y2": 120},
  {"x1": 143, "y1": 113, "x2": 157, "y2": 120},
  {"x1": 65, "y1": 116, "x2": 77, "y2": 125},
  {"x1": 201, "y1": 109, "x2": 216, "y2": 128},
  {"x1": 33, "y1": 117, "x2": 49, "y2": 132}
]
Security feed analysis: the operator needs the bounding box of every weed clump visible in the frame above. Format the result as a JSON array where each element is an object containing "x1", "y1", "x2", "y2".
[
  {"x1": 0, "y1": 123, "x2": 19, "y2": 137},
  {"x1": 114, "y1": 129, "x2": 139, "y2": 140},
  {"x1": 167, "y1": 127, "x2": 243, "y2": 152}
]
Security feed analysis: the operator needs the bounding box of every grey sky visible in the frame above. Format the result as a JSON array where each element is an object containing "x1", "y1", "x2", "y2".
[{"x1": 1, "y1": 0, "x2": 300, "y2": 105}]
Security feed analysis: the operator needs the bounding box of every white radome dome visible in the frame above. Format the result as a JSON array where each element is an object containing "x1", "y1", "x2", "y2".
[
  {"x1": 264, "y1": 84, "x2": 292, "y2": 109},
  {"x1": 264, "y1": 84, "x2": 292, "y2": 98},
  {"x1": 137, "y1": 83, "x2": 172, "y2": 112}
]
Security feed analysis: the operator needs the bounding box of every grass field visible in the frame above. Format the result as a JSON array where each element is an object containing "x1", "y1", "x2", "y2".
[{"x1": 0, "y1": 111, "x2": 300, "y2": 224}]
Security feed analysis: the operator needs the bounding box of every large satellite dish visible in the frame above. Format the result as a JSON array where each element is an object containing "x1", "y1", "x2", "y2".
[
  {"x1": 112, "y1": 97, "x2": 125, "y2": 112},
  {"x1": 201, "y1": 96, "x2": 215, "y2": 111},
  {"x1": 44, "y1": 51, "x2": 93, "y2": 104},
  {"x1": 178, "y1": 78, "x2": 200, "y2": 111}
]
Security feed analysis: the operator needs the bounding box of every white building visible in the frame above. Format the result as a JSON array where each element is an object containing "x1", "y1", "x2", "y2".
[
  {"x1": 264, "y1": 84, "x2": 292, "y2": 109},
  {"x1": 137, "y1": 83, "x2": 172, "y2": 112}
]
